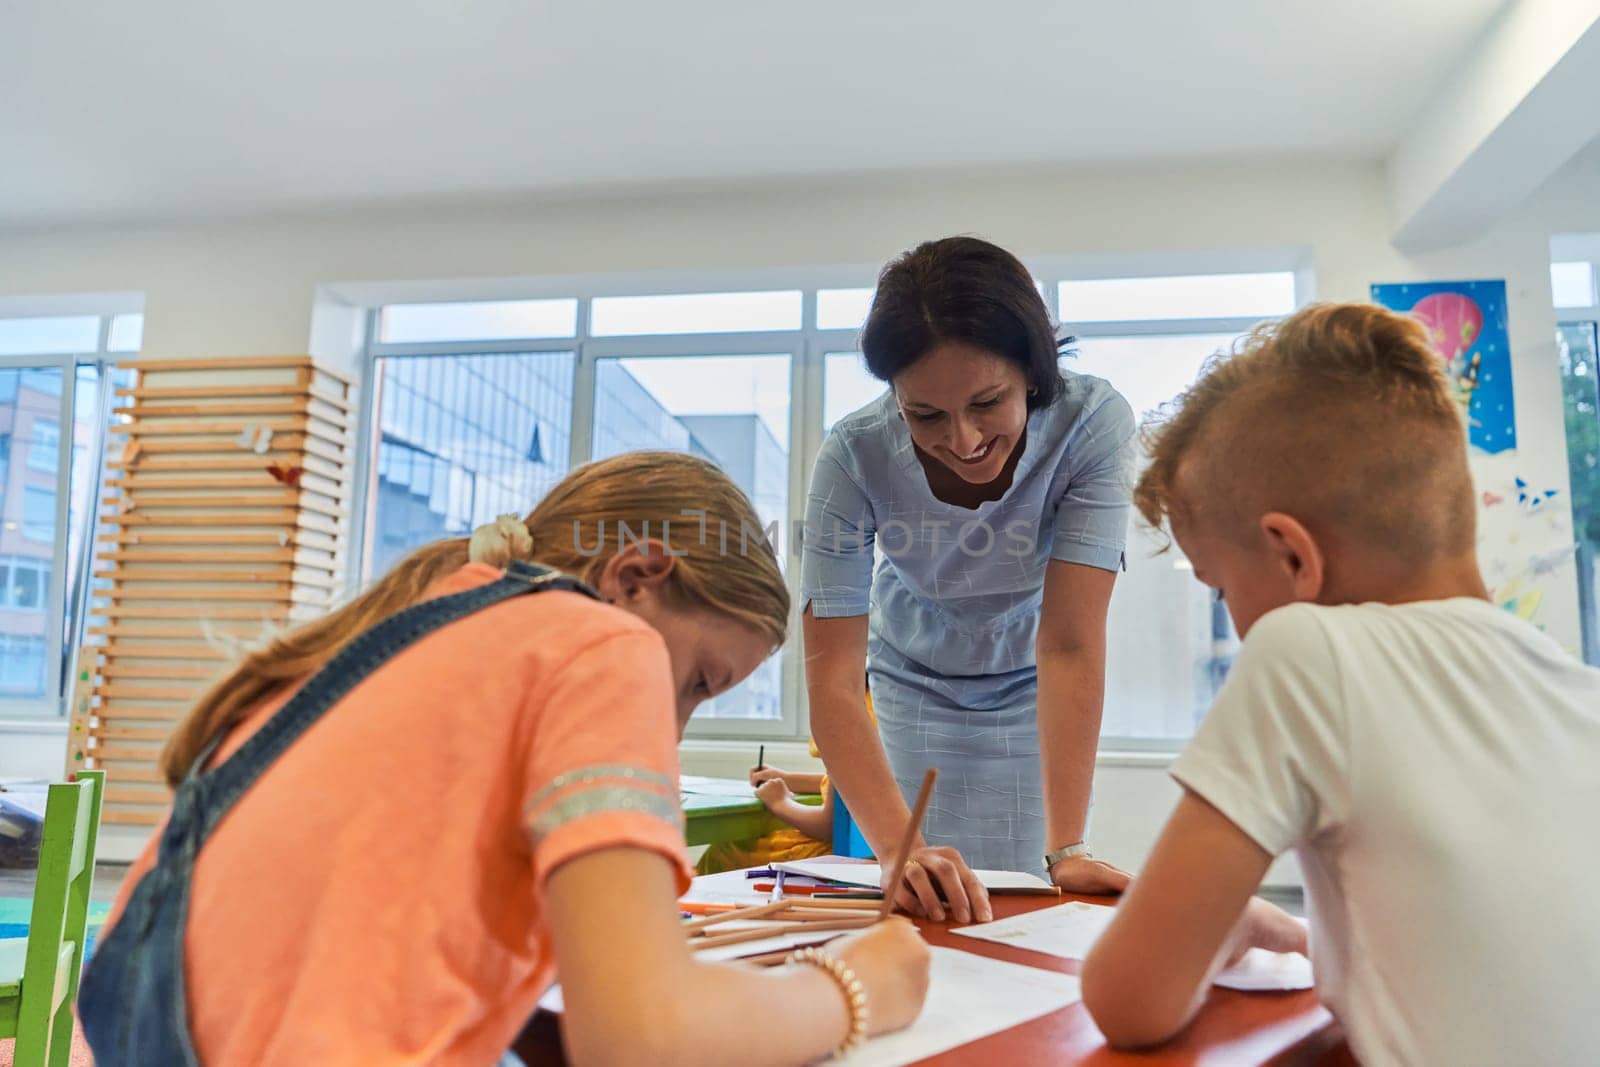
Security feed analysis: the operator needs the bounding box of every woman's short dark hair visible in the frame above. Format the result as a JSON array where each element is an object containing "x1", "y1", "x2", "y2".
[{"x1": 860, "y1": 236, "x2": 1064, "y2": 410}]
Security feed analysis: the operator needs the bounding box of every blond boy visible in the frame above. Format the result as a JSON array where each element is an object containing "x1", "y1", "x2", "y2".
[{"x1": 1081, "y1": 303, "x2": 1600, "y2": 1066}]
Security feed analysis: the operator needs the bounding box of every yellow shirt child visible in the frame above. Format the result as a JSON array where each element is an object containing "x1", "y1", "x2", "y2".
[{"x1": 695, "y1": 695, "x2": 874, "y2": 873}]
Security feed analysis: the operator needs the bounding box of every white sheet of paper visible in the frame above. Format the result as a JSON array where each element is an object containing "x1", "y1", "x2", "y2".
[
  {"x1": 681, "y1": 870, "x2": 773, "y2": 908},
  {"x1": 679, "y1": 775, "x2": 759, "y2": 798},
  {"x1": 953, "y1": 899, "x2": 1115, "y2": 959},
  {"x1": 832, "y1": 947, "x2": 1080, "y2": 1067},
  {"x1": 1212, "y1": 947, "x2": 1315, "y2": 991},
  {"x1": 773, "y1": 859, "x2": 1053, "y2": 892},
  {"x1": 693, "y1": 929, "x2": 851, "y2": 963},
  {"x1": 954, "y1": 900, "x2": 1312, "y2": 990}
]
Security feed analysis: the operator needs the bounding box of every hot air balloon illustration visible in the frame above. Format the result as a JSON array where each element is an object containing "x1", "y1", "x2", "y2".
[
  {"x1": 1370, "y1": 279, "x2": 1516, "y2": 455},
  {"x1": 1409, "y1": 290, "x2": 1484, "y2": 411}
]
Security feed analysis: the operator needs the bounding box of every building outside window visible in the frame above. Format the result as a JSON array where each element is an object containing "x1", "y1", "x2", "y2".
[{"x1": 0, "y1": 312, "x2": 140, "y2": 715}]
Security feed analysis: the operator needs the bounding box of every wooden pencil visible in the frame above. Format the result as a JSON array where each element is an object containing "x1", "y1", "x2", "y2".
[
  {"x1": 682, "y1": 899, "x2": 792, "y2": 935},
  {"x1": 878, "y1": 767, "x2": 937, "y2": 920},
  {"x1": 691, "y1": 916, "x2": 876, "y2": 952}
]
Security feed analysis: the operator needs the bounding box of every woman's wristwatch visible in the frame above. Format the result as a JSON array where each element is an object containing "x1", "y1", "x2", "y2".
[{"x1": 1043, "y1": 842, "x2": 1091, "y2": 871}]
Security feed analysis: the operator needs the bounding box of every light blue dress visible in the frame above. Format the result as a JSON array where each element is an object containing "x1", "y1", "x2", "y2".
[{"x1": 800, "y1": 372, "x2": 1135, "y2": 871}]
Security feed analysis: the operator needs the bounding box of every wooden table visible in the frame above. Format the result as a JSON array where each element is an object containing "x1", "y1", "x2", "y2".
[{"x1": 513, "y1": 891, "x2": 1351, "y2": 1065}]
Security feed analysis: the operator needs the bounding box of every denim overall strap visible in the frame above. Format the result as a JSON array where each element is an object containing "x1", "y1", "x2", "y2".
[{"x1": 78, "y1": 562, "x2": 597, "y2": 1067}]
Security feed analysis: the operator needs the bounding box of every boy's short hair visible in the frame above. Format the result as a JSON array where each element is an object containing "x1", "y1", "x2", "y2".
[{"x1": 1134, "y1": 302, "x2": 1476, "y2": 563}]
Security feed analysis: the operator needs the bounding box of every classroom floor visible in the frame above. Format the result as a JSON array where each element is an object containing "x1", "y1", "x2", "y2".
[{"x1": 0, "y1": 862, "x2": 129, "y2": 905}]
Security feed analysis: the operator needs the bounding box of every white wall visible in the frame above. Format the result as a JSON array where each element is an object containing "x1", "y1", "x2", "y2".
[{"x1": 3, "y1": 151, "x2": 1595, "y2": 870}]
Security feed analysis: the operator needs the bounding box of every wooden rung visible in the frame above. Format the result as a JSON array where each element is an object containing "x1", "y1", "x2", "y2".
[
  {"x1": 108, "y1": 476, "x2": 295, "y2": 492},
  {"x1": 98, "y1": 548, "x2": 296, "y2": 564},
  {"x1": 119, "y1": 417, "x2": 309, "y2": 437},
  {"x1": 104, "y1": 497, "x2": 346, "y2": 519},
  {"x1": 117, "y1": 382, "x2": 352, "y2": 411},
  {"x1": 113, "y1": 566, "x2": 294, "y2": 582},
  {"x1": 105, "y1": 786, "x2": 172, "y2": 804},
  {"x1": 90, "y1": 766, "x2": 166, "y2": 784},
  {"x1": 301, "y1": 436, "x2": 350, "y2": 464},
  {"x1": 93, "y1": 704, "x2": 188, "y2": 722},
  {"x1": 109, "y1": 452, "x2": 329, "y2": 472},
  {"x1": 109, "y1": 474, "x2": 346, "y2": 494},
  {"x1": 122, "y1": 400, "x2": 347, "y2": 420},
  {"x1": 109, "y1": 588, "x2": 292, "y2": 603},
  {"x1": 101, "y1": 810, "x2": 163, "y2": 825},
  {"x1": 98, "y1": 663, "x2": 222, "y2": 681},
  {"x1": 99, "y1": 605, "x2": 288, "y2": 620},
  {"x1": 88, "y1": 619, "x2": 267, "y2": 635},
  {"x1": 103, "y1": 491, "x2": 297, "y2": 509},
  {"x1": 118, "y1": 355, "x2": 313, "y2": 372},
  {"x1": 97, "y1": 644, "x2": 232, "y2": 660},
  {"x1": 87, "y1": 624, "x2": 256, "y2": 640},
  {"x1": 95, "y1": 683, "x2": 206, "y2": 701},
  {"x1": 89, "y1": 743, "x2": 167, "y2": 762},
  {"x1": 122, "y1": 431, "x2": 315, "y2": 454},
  {"x1": 101, "y1": 530, "x2": 296, "y2": 545},
  {"x1": 102, "y1": 511, "x2": 303, "y2": 527},
  {"x1": 118, "y1": 383, "x2": 319, "y2": 400},
  {"x1": 93, "y1": 726, "x2": 179, "y2": 743}
]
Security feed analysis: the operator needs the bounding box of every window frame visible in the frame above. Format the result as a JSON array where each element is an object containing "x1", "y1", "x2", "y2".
[
  {"x1": 1557, "y1": 308, "x2": 1599, "y2": 667},
  {"x1": 0, "y1": 313, "x2": 127, "y2": 720},
  {"x1": 1063, "y1": 311, "x2": 1276, "y2": 752},
  {"x1": 355, "y1": 263, "x2": 1305, "y2": 747}
]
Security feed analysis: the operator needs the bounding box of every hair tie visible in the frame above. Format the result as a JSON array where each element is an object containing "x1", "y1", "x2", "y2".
[{"x1": 468, "y1": 514, "x2": 533, "y2": 568}]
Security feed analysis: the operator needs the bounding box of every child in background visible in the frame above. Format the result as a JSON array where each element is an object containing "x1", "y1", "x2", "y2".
[
  {"x1": 82, "y1": 452, "x2": 929, "y2": 1067},
  {"x1": 1080, "y1": 305, "x2": 1600, "y2": 1066},
  {"x1": 696, "y1": 688, "x2": 876, "y2": 873}
]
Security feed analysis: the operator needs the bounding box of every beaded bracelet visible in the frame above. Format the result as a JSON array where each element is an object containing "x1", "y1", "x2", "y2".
[{"x1": 789, "y1": 946, "x2": 869, "y2": 1056}]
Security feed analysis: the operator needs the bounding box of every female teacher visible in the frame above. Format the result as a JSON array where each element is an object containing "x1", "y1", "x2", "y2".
[{"x1": 802, "y1": 236, "x2": 1135, "y2": 922}]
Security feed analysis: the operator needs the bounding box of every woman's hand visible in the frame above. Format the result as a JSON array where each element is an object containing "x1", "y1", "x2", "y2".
[
  {"x1": 881, "y1": 845, "x2": 992, "y2": 924},
  {"x1": 754, "y1": 777, "x2": 793, "y2": 810},
  {"x1": 1225, "y1": 898, "x2": 1308, "y2": 966},
  {"x1": 1048, "y1": 853, "x2": 1132, "y2": 895},
  {"x1": 824, "y1": 918, "x2": 932, "y2": 1036}
]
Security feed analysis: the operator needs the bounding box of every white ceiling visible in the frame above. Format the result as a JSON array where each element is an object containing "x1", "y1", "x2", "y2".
[{"x1": 1, "y1": 0, "x2": 1509, "y2": 228}]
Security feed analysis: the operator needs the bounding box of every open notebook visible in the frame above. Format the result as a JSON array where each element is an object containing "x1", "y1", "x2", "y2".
[{"x1": 773, "y1": 859, "x2": 1058, "y2": 894}]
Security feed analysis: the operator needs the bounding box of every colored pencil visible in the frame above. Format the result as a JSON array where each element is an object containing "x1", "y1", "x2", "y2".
[{"x1": 878, "y1": 767, "x2": 937, "y2": 920}]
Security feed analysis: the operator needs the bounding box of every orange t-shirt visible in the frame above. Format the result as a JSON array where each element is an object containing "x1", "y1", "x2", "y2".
[{"x1": 106, "y1": 563, "x2": 693, "y2": 1065}]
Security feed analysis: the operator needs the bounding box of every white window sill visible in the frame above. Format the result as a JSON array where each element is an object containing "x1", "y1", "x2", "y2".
[
  {"x1": 679, "y1": 739, "x2": 1177, "y2": 773},
  {"x1": 0, "y1": 719, "x2": 68, "y2": 734}
]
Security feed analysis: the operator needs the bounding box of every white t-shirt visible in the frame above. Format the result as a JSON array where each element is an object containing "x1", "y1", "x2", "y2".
[{"x1": 1171, "y1": 598, "x2": 1600, "y2": 1067}]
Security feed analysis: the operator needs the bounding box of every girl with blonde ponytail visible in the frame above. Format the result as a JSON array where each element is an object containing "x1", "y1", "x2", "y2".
[{"x1": 84, "y1": 451, "x2": 929, "y2": 1067}]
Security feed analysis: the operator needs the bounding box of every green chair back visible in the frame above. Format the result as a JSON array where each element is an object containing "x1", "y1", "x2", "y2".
[{"x1": 0, "y1": 770, "x2": 105, "y2": 1067}]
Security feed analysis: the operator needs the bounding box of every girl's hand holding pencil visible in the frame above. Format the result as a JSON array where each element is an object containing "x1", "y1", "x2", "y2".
[
  {"x1": 754, "y1": 776, "x2": 793, "y2": 808},
  {"x1": 749, "y1": 765, "x2": 789, "y2": 786},
  {"x1": 822, "y1": 919, "x2": 931, "y2": 1037}
]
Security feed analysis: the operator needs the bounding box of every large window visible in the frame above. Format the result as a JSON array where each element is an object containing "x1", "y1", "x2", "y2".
[
  {"x1": 590, "y1": 353, "x2": 792, "y2": 722},
  {"x1": 1559, "y1": 315, "x2": 1599, "y2": 666},
  {"x1": 360, "y1": 270, "x2": 1299, "y2": 744},
  {"x1": 1060, "y1": 274, "x2": 1296, "y2": 743},
  {"x1": 363, "y1": 351, "x2": 576, "y2": 577},
  {"x1": 0, "y1": 313, "x2": 138, "y2": 716}
]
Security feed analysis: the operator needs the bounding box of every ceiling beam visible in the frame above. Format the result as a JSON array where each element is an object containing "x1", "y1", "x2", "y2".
[{"x1": 1386, "y1": 0, "x2": 1600, "y2": 251}]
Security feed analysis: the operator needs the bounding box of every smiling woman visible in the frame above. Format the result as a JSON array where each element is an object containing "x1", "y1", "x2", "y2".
[{"x1": 801, "y1": 237, "x2": 1138, "y2": 919}]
